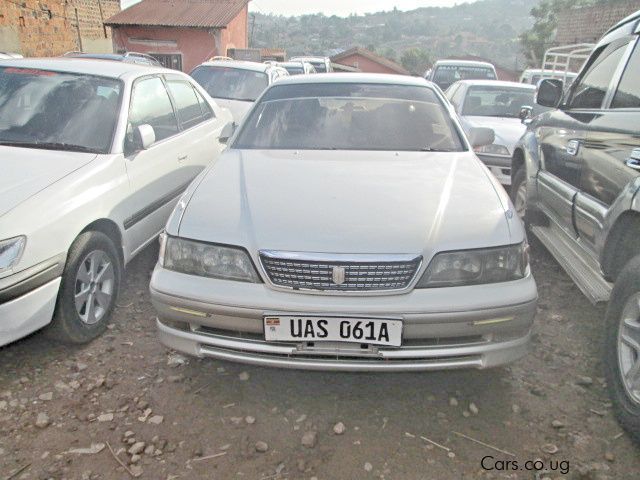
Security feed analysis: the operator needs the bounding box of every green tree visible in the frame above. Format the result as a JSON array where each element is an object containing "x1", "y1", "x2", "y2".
[
  {"x1": 400, "y1": 48, "x2": 432, "y2": 75},
  {"x1": 519, "y1": 0, "x2": 588, "y2": 67}
]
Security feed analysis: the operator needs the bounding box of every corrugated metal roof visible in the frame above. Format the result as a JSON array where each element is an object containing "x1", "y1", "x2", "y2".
[{"x1": 105, "y1": 0, "x2": 249, "y2": 28}]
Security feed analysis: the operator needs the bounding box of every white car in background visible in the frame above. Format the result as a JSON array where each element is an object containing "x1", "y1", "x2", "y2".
[
  {"x1": 0, "y1": 58, "x2": 232, "y2": 346},
  {"x1": 277, "y1": 61, "x2": 317, "y2": 75},
  {"x1": 190, "y1": 60, "x2": 288, "y2": 124},
  {"x1": 151, "y1": 74, "x2": 537, "y2": 372},
  {"x1": 289, "y1": 56, "x2": 333, "y2": 73},
  {"x1": 445, "y1": 80, "x2": 550, "y2": 185}
]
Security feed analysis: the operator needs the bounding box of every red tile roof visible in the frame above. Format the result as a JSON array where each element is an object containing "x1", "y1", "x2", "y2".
[
  {"x1": 555, "y1": 1, "x2": 640, "y2": 45},
  {"x1": 331, "y1": 47, "x2": 409, "y2": 75},
  {"x1": 105, "y1": 0, "x2": 249, "y2": 28}
]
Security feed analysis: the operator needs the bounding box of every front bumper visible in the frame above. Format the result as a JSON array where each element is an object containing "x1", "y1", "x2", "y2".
[
  {"x1": 151, "y1": 267, "x2": 537, "y2": 371},
  {"x1": 0, "y1": 254, "x2": 65, "y2": 346},
  {"x1": 477, "y1": 154, "x2": 512, "y2": 186},
  {"x1": 0, "y1": 278, "x2": 61, "y2": 347}
]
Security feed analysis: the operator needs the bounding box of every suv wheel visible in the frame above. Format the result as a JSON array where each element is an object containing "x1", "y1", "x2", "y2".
[
  {"x1": 510, "y1": 168, "x2": 528, "y2": 221},
  {"x1": 48, "y1": 231, "x2": 121, "y2": 344},
  {"x1": 604, "y1": 255, "x2": 640, "y2": 443}
]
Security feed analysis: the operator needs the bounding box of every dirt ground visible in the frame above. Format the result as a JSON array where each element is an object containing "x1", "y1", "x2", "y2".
[{"x1": 1, "y1": 239, "x2": 639, "y2": 480}]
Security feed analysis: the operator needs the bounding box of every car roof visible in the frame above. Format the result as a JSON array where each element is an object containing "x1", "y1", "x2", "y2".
[
  {"x1": 433, "y1": 60, "x2": 495, "y2": 68},
  {"x1": 0, "y1": 57, "x2": 171, "y2": 79},
  {"x1": 455, "y1": 80, "x2": 535, "y2": 89},
  {"x1": 196, "y1": 60, "x2": 271, "y2": 73},
  {"x1": 290, "y1": 56, "x2": 329, "y2": 62},
  {"x1": 271, "y1": 72, "x2": 434, "y2": 88},
  {"x1": 279, "y1": 61, "x2": 306, "y2": 67}
]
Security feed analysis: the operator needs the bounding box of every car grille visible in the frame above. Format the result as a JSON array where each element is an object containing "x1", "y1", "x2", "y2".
[{"x1": 259, "y1": 252, "x2": 422, "y2": 292}]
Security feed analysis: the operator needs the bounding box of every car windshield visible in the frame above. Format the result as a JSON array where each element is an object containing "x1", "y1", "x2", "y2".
[
  {"x1": 0, "y1": 67, "x2": 122, "y2": 153},
  {"x1": 190, "y1": 66, "x2": 269, "y2": 102},
  {"x1": 310, "y1": 61, "x2": 327, "y2": 73},
  {"x1": 284, "y1": 66, "x2": 305, "y2": 75},
  {"x1": 234, "y1": 83, "x2": 464, "y2": 152},
  {"x1": 433, "y1": 65, "x2": 496, "y2": 89},
  {"x1": 462, "y1": 85, "x2": 550, "y2": 118}
]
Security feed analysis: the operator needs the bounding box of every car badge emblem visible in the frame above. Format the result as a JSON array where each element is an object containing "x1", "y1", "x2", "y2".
[{"x1": 332, "y1": 266, "x2": 346, "y2": 285}]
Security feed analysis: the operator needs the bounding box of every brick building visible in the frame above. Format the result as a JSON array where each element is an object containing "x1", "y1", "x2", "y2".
[
  {"x1": 555, "y1": 1, "x2": 640, "y2": 45},
  {"x1": 331, "y1": 47, "x2": 409, "y2": 75},
  {"x1": 105, "y1": 0, "x2": 250, "y2": 72},
  {"x1": 0, "y1": 0, "x2": 120, "y2": 57}
]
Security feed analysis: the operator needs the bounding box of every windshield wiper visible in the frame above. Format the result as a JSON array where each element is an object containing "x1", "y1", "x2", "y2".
[
  {"x1": 0, "y1": 141, "x2": 100, "y2": 153},
  {"x1": 420, "y1": 147, "x2": 453, "y2": 152}
]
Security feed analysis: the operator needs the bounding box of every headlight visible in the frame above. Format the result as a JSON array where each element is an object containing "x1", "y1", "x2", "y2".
[
  {"x1": 474, "y1": 144, "x2": 510, "y2": 156},
  {"x1": 417, "y1": 243, "x2": 529, "y2": 288},
  {"x1": 0, "y1": 236, "x2": 26, "y2": 273},
  {"x1": 161, "y1": 235, "x2": 261, "y2": 283}
]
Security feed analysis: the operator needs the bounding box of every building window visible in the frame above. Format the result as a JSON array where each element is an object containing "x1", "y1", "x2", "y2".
[{"x1": 151, "y1": 54, "x2": 183, "y2": 71}]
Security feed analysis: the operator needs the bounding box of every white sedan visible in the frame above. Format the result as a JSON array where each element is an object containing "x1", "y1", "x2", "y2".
[
  {"x1": 151, "y1": 74, "x2": 537, "y2": 371},
  {"x1": 0, "y1": 58, "x2": 232, "y2": 346}
]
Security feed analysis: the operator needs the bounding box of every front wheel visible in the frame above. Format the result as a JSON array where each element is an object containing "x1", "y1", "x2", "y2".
[
  {"x1": 604, "y1": 255, "x2": 640, "y2": 443},
  {"x1": 47, "y1": 231, "x2": 121, "y2": 344},
  {"x1": 510, "y1": 167, "x2": 528, "y2": 222}
]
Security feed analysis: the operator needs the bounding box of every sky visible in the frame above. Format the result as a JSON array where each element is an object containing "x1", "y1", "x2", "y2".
[{"x1": 121, "y1": 1, "x2": 464, "y2": 17}]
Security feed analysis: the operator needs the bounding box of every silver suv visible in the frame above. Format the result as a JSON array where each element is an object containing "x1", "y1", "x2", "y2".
[{"x1": 511, "y1": 10, "x2": 640, "y2": 442}]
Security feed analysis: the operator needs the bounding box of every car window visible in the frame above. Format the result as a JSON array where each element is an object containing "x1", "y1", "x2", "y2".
[
  {"x1": 128, "y1": 76, "x2": 178, "y2": 144},
  {"x1": 611, "y1": 41, "x2": 640, "y2": 109},
  {"x1": 432, "y1": 65, "x2": 496, "y2": 90},
  {"x1": 568, "y1": 42, "x2": 628, "y2": 109},
  {"x1": 166, "y1": 79, "x2": 205, "y2": 129},
  {"x1": 190, "y1": 66, "x2": 269, "y2": 102},
  {"x1": 0, "y1": 67, "x2": 122, "y2": 153},
  {"x1": 462, "y1": 85, "x2": 541, "y2": 117},
  {"x1": 450, "y1": 85, "x2": 466, "y2": 110},
  {"x1": 234, "y1": 83, "x2": 464, "y2": 152},
  {"x1": 193, "y1": 87, "x2": 215, "y2": 120}
]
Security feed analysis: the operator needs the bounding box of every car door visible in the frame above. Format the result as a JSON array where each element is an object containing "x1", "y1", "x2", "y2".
[
  {"x1": 536, "y1": 40, "x2": 630, "y2": 237},
  {"x1": 575, "y1": 35, "x2": 640, "y2": 256},
  {"x1": 122, "y1": 75, "x2": 186, "y2": 255},
  {"x1": 164, "y1": 75, "x2": 227, "y2": 185}
]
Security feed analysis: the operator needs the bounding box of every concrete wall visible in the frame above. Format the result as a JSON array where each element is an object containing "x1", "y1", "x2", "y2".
[
  {"x1": 335, "y1": 53, "x2": 403, "y2": 74},
  {"x1": 112, "y1": 26, "x2": 217, "y2": 73},
  {"x1": 221, "y1": 4, "x2": 248, "y2": 53},
  {"x1": 110, "y1": 7, "x2": 249, "y2": 72},
  {"x1": 0, "y1": 0, "x2": 119, "y2": 57}
]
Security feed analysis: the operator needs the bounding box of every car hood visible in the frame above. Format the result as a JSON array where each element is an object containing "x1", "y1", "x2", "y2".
[
  {"x1": 213, "y1": 98, "x2": 254, "y2": 124},
  {"x1": 177, "y1": 150, "x2": 513, "y2": 259},
  {"x1": 0, "y1": 147, "x2": 97, "y2": 218},
  {"x1": 462, "y1": 116, "x2": 526, "y2": 151}
]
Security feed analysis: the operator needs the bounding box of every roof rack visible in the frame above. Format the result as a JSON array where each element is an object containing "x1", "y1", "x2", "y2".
[
  {"x1": 209, "y1": 56, "x2": 233, "y2": 61},
  {"x1": 542, "y1": 43, "x2": 595, "y2": 82}
]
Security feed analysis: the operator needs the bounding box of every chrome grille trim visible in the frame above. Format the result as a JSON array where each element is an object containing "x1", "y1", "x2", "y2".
[{"x1": 259, "y1": 251, "x2": 422, "y2": 292}]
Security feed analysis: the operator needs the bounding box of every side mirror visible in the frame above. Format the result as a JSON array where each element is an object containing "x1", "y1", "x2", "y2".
[
  {"x1": 468, "y1": 127, "x2": 495, "y2": 148},
  {"x1": 536, "y1": 79, "x2": 564, "y2": 108},
  {"x1": 134, "y1": 124, "x2": 156, "y2": 150},
  {"x1": 519, "y1": 105, "x2": 533, "y2": 124},
  {"x1": 219, "y1": 121, "x2": 236, "y2": 144}
]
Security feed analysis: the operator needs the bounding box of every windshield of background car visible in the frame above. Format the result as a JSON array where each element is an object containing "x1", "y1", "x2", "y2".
[
  {"x1": 234, "y1": 83, "x2": 465, "y2": 152},
  {"x1": 433, "y1": 65, "x2": 496, "y2": 89},
  {"x1": 310, "y1": 61, "x2": 327, "y2": 73},
  {"x1": 190, "y1": 66, "x2": 269, "y2": 102},
  {"x1": 0, "y1": 67, "x2": 122, "y2": 153},
  {"x1": 462, "y1": 85, "x2": 549, "y2": 117},
  {"x1": 284, "y1": 66, "x2": 305, "y2": 75}
]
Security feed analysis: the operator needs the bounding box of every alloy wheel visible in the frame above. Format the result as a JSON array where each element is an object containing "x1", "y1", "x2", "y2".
[
  {"x1": 74, "y1": 250, "x2": 115, "y2": 325},
  {"x1": 618, "y1": 292, "x2": 640, "y2": 405}
]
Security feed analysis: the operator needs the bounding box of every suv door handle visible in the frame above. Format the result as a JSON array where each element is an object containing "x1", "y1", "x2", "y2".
[
  {"x1": 566, "y1": 139, "x2": 580, "y2": 156},
  {"x1": 625, "y1": 148, "x2": 640, "y2": 170},
  {"x1": 177, "y1": 154, "x2": 188, "y2": 162}
]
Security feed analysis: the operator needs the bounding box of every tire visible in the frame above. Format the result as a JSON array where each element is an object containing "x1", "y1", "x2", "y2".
[
  {"x1": 510, "y1": 167, "x2": 545, "y2": 226},
  {"x1": 47, "y1": 231, "x2": 121, "y2": 344},
  {"x1": 604, "y1": 255, "x2": 640, "y2": 444}
]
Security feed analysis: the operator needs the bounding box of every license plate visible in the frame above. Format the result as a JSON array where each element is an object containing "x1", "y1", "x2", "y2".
[{"x1": 264, "y1": 316, "x2": 402, "y2": 347}]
